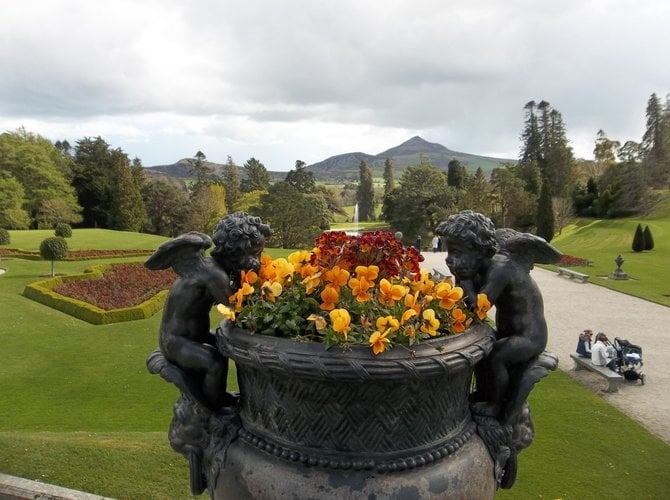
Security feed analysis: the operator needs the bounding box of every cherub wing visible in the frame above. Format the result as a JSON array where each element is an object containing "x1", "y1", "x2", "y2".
[
  {"x1": 495, "y1": 228, "x2": 562, "y2": 271},
  {"x1": 144, "y1": 231, "x2": 212, "y2": 273}
]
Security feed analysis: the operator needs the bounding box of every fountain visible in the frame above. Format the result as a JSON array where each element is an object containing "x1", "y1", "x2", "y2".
[{"x1": 352, "y1": 203, "x2": 359, "y2": 235}]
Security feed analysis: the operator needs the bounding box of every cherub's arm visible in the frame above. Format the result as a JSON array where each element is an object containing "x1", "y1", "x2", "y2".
[{"x1": 479, "y1": 263, "x2": 510, "y2": 306}]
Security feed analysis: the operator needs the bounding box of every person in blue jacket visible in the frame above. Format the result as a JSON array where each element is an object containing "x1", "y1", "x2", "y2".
[{"x1": 576, "y1": 329, "x2": 593, "y2": 358}]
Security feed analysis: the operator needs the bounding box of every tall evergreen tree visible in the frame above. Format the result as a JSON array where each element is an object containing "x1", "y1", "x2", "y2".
[
  {"x1": 447, "y1": 158, "x2": 467, "y2": 189},
  {"x1": 383, "y1": 158, "x2": 395, "y2": 196},
  {"x1": 242, "y1": 157, "x2": 270, "y2": 192},
  {"x1": 73, "y1": 136, "x2": 115, "y2": 227},
  {"x1": 357, "y1": 161, "x2": 375, "y2": 222},
  {"x1": 641, "y1": 93, "x2": 669, "y2": 187},
  {"x1": 285, "y1": 160, "x2": 316, "y2": 193},
  {"x1": 107, "y1": 150, "x2": 146, "y2": 231},
  {"x1": 536, "y1": 179, "x2": 554, "y2": 242},
  {"x1": 190, "y1": 150, "x2": 212, "y2": 187},
  {"x1": 223, "y1": 156, "x2": 241, "y2": 212},
  {"x1": 460, "y1": 167, "x2": 491, "y2": 215}
]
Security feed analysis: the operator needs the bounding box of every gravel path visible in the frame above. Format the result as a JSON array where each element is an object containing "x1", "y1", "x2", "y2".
[{"x1": 421, "y1": 251, "x2": 670, "y2": 444}]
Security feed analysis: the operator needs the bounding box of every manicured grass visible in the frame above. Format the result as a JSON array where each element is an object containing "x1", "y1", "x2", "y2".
[
  {"x1": 550, "y1": 210, "x2": 670, "y2": 306},
  {"x1": 1, "y1": 229, "x2": 669, "y2": 498}
]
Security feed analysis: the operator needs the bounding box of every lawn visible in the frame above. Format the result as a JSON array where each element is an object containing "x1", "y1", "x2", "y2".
[
  {"x1": 1, "y1": 228, "x2": 669, "y2": 498},
  {"x1": 549, "y1": 197, "x2": 670, "y2": 306}
]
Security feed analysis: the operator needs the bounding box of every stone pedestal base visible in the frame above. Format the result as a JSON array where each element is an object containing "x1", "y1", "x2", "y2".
[{"x1": 214, "y1": 434, "x2": 495, "y2": 499}]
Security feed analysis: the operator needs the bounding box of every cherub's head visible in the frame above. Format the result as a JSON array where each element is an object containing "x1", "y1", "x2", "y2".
[
  {"x1": 211, "y1": 212, "x2": 273, "y2": 282},
  {"x1": 437, "y1": 210, "x2": 497, "y2": 279}
]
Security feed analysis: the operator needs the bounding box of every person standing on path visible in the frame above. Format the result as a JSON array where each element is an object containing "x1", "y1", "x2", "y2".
[{"x1": 431, "y1": 235, "x2": 439, "y2": 253}]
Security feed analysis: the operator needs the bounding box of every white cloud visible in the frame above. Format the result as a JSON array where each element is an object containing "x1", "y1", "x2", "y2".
[{"x1": 1, "y1": 0, "x2": 668, "y2": 168}]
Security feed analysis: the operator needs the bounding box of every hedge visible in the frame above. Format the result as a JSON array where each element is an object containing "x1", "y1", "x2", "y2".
[{"x1": 22, "y1": 264, "x2": 168, "y2": 325}]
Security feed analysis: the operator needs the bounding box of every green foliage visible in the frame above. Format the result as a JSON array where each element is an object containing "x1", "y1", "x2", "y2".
[
  {"x1": 0, "y1": 228, "x2": 9, "y2": 245},
  {"x1": 0, "y1": 171, "x2": 30, "y2": 229},
  {"x1": 39, "y1": 236, "x2": 68, "y2": 276},
  {"x1": 383, "y1": 158, "x2": 395, "y2": 196},
  {"x1": 357, "y1": 161, "x2": 375, "y2": 222},
  {"x1": 382, "y1": 163, "x2": 456, "y2": 242},
  {"x1": 107, "y1": 153, "x2": 145, "y2": 232},
  {"x1": 258, "y1": 182, "x2": 322, "y2": 248},
  {"x1": 536, "y1": 180, "x2": 554, "y2": 241},
  {"x1": 242, "y1": 157, "x2": 270, "y2": 192},
  {"x1": 39, "y1": 237, "x2": 68, "y2": 261},
  {"x1": 222, "y1": 155, "x2": 241, "y2": 211},
  {"x1": 141, "y1": 179, "x2": 190, "y2": 236},
  {"x1": 632, "y1": 223, "x2": 645, "y2": 252},
  {"x1": 643, "y1": 224, "x2": 654, "y2": 250},
  {"x1": 0, "y1": 128, "x2": 82, "y2": 227},
  {"x1": 447, "y1": 158, "x2": 467, "y2": 189},
  {"x1": 285, "y1": 160, "x2": 316, "y2": 193},
  {"x1": 54, "y1": 223, "x2": 72, "y2": 238}
]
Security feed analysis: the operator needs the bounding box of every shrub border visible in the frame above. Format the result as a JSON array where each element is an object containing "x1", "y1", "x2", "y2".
[{"x1": 22, "y1": 263, "x2": 167, "y2": 325}]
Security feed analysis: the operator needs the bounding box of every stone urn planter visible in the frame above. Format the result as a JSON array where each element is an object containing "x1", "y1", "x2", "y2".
[{"x1": 211, "y1": 320, "x2": 496, "y2": 499}]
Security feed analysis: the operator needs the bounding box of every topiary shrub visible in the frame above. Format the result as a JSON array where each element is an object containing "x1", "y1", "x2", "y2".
[
  {"x1": 54, "y1": 223, "x2": 73, "y2": 238},
  {"x1": 632, "y1": 224, "x2": 644, "y2": 252},
  {"x1": 0, "y1": 228, "x2": 9, "y2": 245},
  {"x1": 643, "y1": 225, "x2": 654, "y2": 251},
  {"x1": 39, "y1": 237, "x2": 68, "y2": 276}
]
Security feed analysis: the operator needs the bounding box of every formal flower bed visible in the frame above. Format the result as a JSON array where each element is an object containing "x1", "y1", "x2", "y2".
[
  {"x1": 558, "y1": 254, "x2": 592, "y2": 267},
  {"x1": 54, "y1": 262, "x2": 175, "y2": 310}
]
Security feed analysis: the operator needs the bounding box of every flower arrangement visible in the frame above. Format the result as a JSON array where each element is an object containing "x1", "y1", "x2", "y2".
[{"x1": 218, "y1": 231, "x2": 491, "y2": 355}]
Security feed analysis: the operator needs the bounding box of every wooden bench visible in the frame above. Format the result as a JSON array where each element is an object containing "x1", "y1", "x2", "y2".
[
  {"x1": 557, "y1": 267, "x2": 590, "y2": 283},
  {"x1": 570, "y1": 353, "x2": 622, "y2": 392}
]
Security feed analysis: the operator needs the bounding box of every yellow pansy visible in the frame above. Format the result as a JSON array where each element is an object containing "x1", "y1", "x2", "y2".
[
  {"x1": 369, "y1": 330, "x2": 391, "y2": 355},
  {"x1": 324, "y1": 266, "x2": 350, "y2": 287},
  {"x1": 401, "y1": 308, "x2": 418, "y2": 324},
  {"x1": 420, "y1": 309, "x2": 440, "y2": 336},
  {"x1": 216, "y1": 303, "x2": 235, "y2": 321},
  {"x1": 307, "y1": 313, "x2": 327, "y2": 331},
  {"x1": 435, "y1": 282, "x2": 464, "y2": 310},
  {"x1": 477, "y1": 293, "x2": 492, "y2": 320},
  {"x1": 261, "y1": 280, "x2": 283, "y2": 303},
  {"x1": 329, "y1": 309, "x2": 351, "y2": 340},
  {"x1": 451, "y1": 307, "x2": 468, "y2": 333},
  {"x1": 379, "y1": 278, "x2": 406, "y2": 305},
  {"x1": 319, "y1": 285, "x2": 340, "y2": 311},
  {"x1": 375, "y1": 315, "x2": 400, "y2": 335}
]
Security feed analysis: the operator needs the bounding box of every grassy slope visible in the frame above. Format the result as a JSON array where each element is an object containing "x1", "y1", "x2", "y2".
[
  {"x1": 549, "y1": 192, "x2": 670, "y2": 306},
  {"x1": 1, "y1": 228, "x2": 669, "y2": 498}
]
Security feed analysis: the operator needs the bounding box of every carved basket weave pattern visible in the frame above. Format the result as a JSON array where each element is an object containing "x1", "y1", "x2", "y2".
[{"x1": 217, "y1": 322, "x2": 493, "y2": 461}]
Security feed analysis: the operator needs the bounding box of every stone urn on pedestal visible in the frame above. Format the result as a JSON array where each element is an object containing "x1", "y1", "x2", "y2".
[{"x1": 145, "y1": 211, "x2": 559, "y2": 499}]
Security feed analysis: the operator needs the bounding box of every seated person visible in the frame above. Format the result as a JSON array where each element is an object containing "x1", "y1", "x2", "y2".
[
  {"x1": 576, "y1": 329, "x2": 593, "y2": 358},
  {"x1": 591, "y1": 332, "x2": 618, "y2": 371}
]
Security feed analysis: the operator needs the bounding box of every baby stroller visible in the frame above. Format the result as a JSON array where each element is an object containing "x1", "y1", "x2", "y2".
[{"x1": 614, "y1": 337, "x2": 645, "y2": 385}]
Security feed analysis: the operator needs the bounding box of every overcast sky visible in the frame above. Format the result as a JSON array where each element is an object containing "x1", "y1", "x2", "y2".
[{"x1": 1, "y1": 1, "x2": 668, "y2": 170}]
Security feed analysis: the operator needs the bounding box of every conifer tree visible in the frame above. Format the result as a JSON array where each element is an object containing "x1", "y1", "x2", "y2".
[
  {"x1": 536, "y1": 180, "x2": 554, "y2": 242},
  {"x1": 357, "y1": 161, "x2": 375, "y2": 222},
  {"x1": 223, "y1": 156, "x2": 241, "y2": 212},
  {"x1": 643, "y1": 225, "x2": 654, "y2": 251},
  {"x1": 383, "y1": 158, "x2": 395, "y2": 196},
  {"x1": 632, "y1": 223, "x2": 645, "y2": 252}
]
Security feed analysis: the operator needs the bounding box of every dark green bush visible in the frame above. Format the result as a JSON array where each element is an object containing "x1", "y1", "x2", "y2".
[
  {"x1": 54, "y1": 223, "x2": 73, "y2": 238},
  {"x1": 643, "y1": 225, "x2": 654, "y2": 251},
  {"x1": 39, "y1": 237, "x2": 68, "y2": 276},
  {"x1": 0, "y1": 228, "x2": 9, "y2": 245},
  {"x1": 632, "y1": 224, "x2": 644, "y2": 252}
]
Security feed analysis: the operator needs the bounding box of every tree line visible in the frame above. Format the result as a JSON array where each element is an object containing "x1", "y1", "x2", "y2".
[{"x1": 1, "y1": 93, "x2": 667, "y2": 248}]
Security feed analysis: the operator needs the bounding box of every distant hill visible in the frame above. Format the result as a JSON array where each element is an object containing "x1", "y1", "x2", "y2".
[
  {"x1": 144, "y1": 136, "x2": 515, "y2": 184},
  {"x1": 306, "y1": 136, "x2": 514, "y2": 182}
]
